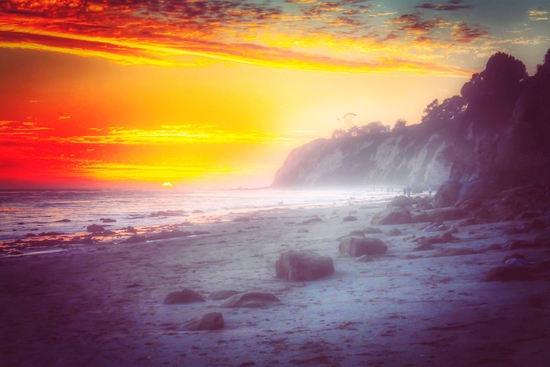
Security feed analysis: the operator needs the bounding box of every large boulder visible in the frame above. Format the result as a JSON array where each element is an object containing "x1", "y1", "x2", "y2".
[
  {"x1": 339, "y1": 237, "x2": 388, "y2": 257},
  {"x1": 181, "y1": 312, "x2": 225, "y2": 331},
  {"x1": 275, "y1": 250, "x2": 334, "y2": 281},
  {"x1": 371, "y1": 207, "x2": 411, "y2": 225},
  {"x1": 220, "y1": 292, "x2": 281, "y2": 308},
  {"x1": 164, "y1": 289, "x2": 205, "y2": 304}
]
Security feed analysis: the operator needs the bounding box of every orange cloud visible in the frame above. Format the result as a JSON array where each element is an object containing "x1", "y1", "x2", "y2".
[{"x1": 0, "y1": 0, "x2": 476, "y2": 76}]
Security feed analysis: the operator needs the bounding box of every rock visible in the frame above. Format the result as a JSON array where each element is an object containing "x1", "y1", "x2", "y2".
[
  {"x1": 506, "y1": 239, "x2": 544, "y2": 250},
  {"x1": 343, "y1": 216, "x2": 357, "y2": 222},
  {"x1": 417, "y1": 231, "x2": 455, "y2": 246},
  {"x1": 386, "y1": 228, "x2": 403, "y2": 236},
  {"x1": 351, "y1": 254, "x2": 371, "y2": 263},
  {"x1": 220, "y1": 292, "x2": 281, "y2": 308},
  {"x1": 428, "y1": 208, "x2": 466, "y2": 222},
  {"x1": 122, "y1": 234, "x2": 147, "y2": 244},
  {"x1": 410, "y1": 212, "x2": 431, "y2": 223},
  {"x1": 371, "y1": 207, "x2": 411, "y2": 226},
  {"x1": 301, "y1": 216, "x2": 322, "y2": 224},
  {"x1": 434, "y1": 181, "x2": 462, "y2": 207},
  {"x1": 455, "y1": 198, "x2": 483, "y2": 213},
  {"x1": 484, "y1": 266, "x2": 534, "y2": 281},
  {"x1": 207, "y1": 290, "x2": 244, "y2": 300},
  {"x1": 348, "y1": 230, "x2": 365, "y2": 237},
  {"x1": 148, "y1": 229, "x2": 192, "y2": 240},
  {"x1": 54, "y1": 219, "x2": 71, "y2": 223},
  {"x1": 363, "y1": 227, "x2": 383, "y2": 234},
  {"x1": 413, "y1": 243, "x2": 435, "y2": 251},
  {"x1": 164, "y1": 289, "x2": 206, "y2": 304},
  {"x1": 100, "y1": 218, "x2": 116, "y2": 223},
  {"x1": 275, "y1": 250, "x2": 335, "y2": 281},
  {"x1": 387, "y1": 196, "x2": 414, "y2": 208},
  {"x1": 182, "y1": 312, "x2": 224, "y2": 331},
  {"x1": 339, "y1": 237, "x2": 388, "y2": 257},
  {"x1": 86, "y1": 224, "x2": 105, "y2": 233}
]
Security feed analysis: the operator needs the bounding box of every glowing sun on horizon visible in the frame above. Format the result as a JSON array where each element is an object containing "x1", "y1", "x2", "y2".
[{"x1": 161, "y1": 182, "x2": 173, "y2": 188}]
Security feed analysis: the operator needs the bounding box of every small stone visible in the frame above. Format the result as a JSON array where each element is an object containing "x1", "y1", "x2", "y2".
[
  {"x1": 86, "y1": 224, "x2": 105, "y2": 233},
  {"x1": 343, "y1": 216, "x2": 357, "y2": 222}
]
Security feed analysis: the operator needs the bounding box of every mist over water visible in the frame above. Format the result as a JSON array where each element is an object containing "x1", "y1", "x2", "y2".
[{"x1": 0, "y1": 187, "x2": 399, "y2": 241}]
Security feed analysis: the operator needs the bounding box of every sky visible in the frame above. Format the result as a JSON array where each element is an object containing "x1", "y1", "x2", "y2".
[{"x1": 0, "y1": 0, "x2": 549, "y2": 189}]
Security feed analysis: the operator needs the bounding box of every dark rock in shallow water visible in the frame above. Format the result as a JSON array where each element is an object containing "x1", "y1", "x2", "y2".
[
  {"x1": 363, "y1": 227, "x2": 383, "y2": 234},
  {"x1": 148, "y1": 229, "x2": 192, "y2": 240},
  {"x1": 339, "y1": 237, "x2": 387, "y2": 257},
  {"x1": 386, "y1": 228, "x2": 403, "y2": 236},
  {"x1": 275, "y1": 250, "x2": 334, "y2": 281},
  {"x1": 220, "y1": 292, "x2": 280, "y2": 308},
  {"x1": 122, "y1": 235, "x2": 147, "y2": 244},
  {"x1": 371, "y1": 207, "x2": 411, "y2": 226},
  {"x1": 54, "y1": 219, "x2": 71, "y2": 223},
  {"x1": 484, "y1": 266, "x2": 534, "y2": 281},
  {"x1": 182, "y1": 312, "x2": 224, "y2": 331},
  {"x1": 343, "y1": 216, "x2": 357, "y2": 222},
  {"x1": 86, "y1": 224, "x2": 105, "y2": 233},
  {"x1": 207, "y1": 290, "x2": 244, "y2": 300},
  {"x1": 100, "y1": 218, "x2": 116, "y2": 223},
  {"x1": 164, "y1": 289, "x2": 205, "y2": 304}
]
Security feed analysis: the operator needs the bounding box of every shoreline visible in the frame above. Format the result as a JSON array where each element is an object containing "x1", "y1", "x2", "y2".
[{"x1": 1, "y1": 200, "x2": 550, "y2": 366}]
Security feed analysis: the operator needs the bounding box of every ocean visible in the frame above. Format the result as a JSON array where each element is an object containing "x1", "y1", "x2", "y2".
[{"x1": 0, "y1": 187, "x2": 398, "y2": 244}]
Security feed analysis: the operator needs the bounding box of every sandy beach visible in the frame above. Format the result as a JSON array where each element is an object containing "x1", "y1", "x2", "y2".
[{"x1": 1, "y1": 199, "x2": 550, "y2": 367}]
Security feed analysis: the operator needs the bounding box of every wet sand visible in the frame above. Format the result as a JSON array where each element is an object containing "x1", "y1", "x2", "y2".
[{"x1": 1, "y1": 201, "x2": 550, "y2": 367}]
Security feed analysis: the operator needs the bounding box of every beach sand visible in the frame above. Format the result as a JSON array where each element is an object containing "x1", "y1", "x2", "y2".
[{"x1": 1, "y1": 201, "x2": 550, "y2": 366}]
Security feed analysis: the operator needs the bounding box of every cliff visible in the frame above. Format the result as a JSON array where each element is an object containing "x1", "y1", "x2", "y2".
[
  {"x1": 272, "y1": 49, "x2": 550, "y2": 203},
  {"x1": 271, "y1": 125, "x2": 455, "y2": 189}
]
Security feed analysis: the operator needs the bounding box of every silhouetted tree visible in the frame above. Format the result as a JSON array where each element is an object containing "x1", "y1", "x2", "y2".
[
  {"x1": 392, "y1": 118, "x2": 407, "y2": 132},
  {"x1": 363, "y1": 121, "x2": 384, "y2": 134}
]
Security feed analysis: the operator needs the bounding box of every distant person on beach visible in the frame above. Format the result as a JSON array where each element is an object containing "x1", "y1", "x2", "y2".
[
  {"x1": 406, "y1": 185, "x2": 411, "y2": 197},
  {"x1": 428, "y1": 185, "x2": 433, "y2": 196}
]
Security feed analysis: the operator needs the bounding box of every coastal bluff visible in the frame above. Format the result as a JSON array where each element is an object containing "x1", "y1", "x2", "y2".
[
  {"x1": 271, "y1": 126, "x2": 454, "y2": 189},
  {"x1": 272, "y1": 49, "x2": 550, "y2": 204}
]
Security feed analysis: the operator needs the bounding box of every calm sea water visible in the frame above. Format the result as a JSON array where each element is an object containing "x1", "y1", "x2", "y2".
[{"x1": 0, "y1": 188, "x2": 397, "y2": 242}]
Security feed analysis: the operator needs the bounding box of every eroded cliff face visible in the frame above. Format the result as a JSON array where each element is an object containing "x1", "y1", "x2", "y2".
[
  {"x1": 435, "y1": 50, "x2": 550, "y2": 207},
  {"x1": 272, "y1": 49, "x2": 550, "y2": 199},
  {"x1": 271, "y1": 125, "x2": 456, "y2": 189}
]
